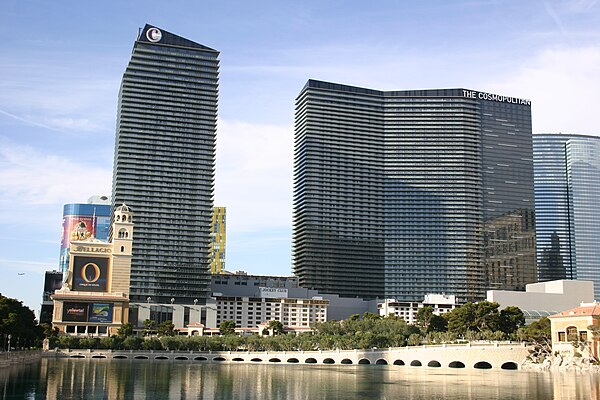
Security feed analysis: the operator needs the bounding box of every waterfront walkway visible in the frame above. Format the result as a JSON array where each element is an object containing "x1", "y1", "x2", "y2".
[{"x1": 47, "y1": 342, "x2": 531, "y2": 370}]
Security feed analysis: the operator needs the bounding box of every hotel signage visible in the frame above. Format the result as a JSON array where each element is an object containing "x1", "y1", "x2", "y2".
[
  {"x1": 62, "y1": 302, "x2": 88, "y2": 322},
  {"x1": 259, "y1": 287, "x2": 288, "y2": 299},
  {"x1": 72, "y1": 256, "x2": 109, "y2": 292},
  {"x1": 72, "y1": 246, "x2": 112, "y2": 254},
  {"x1": 462, "y1": 89, "x2": 531, "y2": 106},
  {"x1": 146, "y1": 28, "x2": 162, "y2": 43}
]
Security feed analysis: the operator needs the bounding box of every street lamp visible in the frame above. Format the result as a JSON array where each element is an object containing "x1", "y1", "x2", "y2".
[
  {"x1": 170, "y1": 298, "x2": 175, "y2": 305},
  {"x1": 7, "y1": 335, "x2": 11, "y2": 353}
]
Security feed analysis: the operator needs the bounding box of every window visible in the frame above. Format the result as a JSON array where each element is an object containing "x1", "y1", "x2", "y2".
[
  {"x1": 566, "y1": 326, "x2": 578, "y2": 342},
  {"x1": 558, "y1": 332, "x2": 566, "y2": 342},
  {"x1": 580, "y1": 331, "x2": 588, "y2": 342}
]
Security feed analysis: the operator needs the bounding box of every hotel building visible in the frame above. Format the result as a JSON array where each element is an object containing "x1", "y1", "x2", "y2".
[
  {"x1": 112, "y1": 24, "x2": 218, "y2": 308},
  {"x1": 52, "y1": 205, "x2": 133, "y2": 336},
  {"x1": 293, "y1": 81, "x2": 536, "y2": 302}
]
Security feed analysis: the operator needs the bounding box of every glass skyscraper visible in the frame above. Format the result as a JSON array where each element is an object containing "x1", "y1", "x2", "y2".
[
  {"x1": 534, "y1": 134, "x2": 600, "y2": 298},
  {"x1": 293, "y1": 81, "x2": 536, "y2": 302},
  {"x1": 112, "y1": 24, "x2": 218, "y2": 304}
]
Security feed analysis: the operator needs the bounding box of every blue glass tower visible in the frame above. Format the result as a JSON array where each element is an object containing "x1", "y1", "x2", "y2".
[{"x1": 534, "y1": 134, "x2": 600, "y2": 298}]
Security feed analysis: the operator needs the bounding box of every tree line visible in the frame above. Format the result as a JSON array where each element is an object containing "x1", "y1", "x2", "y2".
[
  {"x1": 45, "y1": 301, "x2": 550, "y2": 352},
  {"x1": 0, "y1": 292, "x2": 551, "y2": 352}
]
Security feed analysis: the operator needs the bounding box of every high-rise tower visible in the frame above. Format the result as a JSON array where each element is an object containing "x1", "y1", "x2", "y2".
[
  {"x1": 112, "y1": 24, "x2": 218, "y2": 305},
  {"x1": 293, "y1": 81, "x2": 536, "y2": 302},
  {"x1": 534, "y1": 134, "x2": 600, "y2": 298}
]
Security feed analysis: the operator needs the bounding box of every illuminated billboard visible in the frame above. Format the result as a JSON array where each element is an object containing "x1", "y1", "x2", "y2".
[
  {"x1": 59, "y1": 203, "x2": 111, "y2": 274},
  {"x1": 62, "y1": 302, "x2": 88, "y2": 322},
  {"x1": 88, "y1": 303, "x2": 113, "y2": 323},
  {"x1": 72, "y1": 256, "x2": 109, "y2": 292}
]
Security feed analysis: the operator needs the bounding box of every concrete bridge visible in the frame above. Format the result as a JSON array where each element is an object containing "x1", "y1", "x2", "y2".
[{"x1": 51, "y1": 342, "x2": 531, "y2": 370}]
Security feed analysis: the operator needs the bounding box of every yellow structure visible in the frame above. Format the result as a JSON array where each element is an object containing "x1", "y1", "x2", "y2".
[
  {"x1": 210, "y1": 206, "x2": 226, "y2": 274},
  {"x1": 549, "y1": 302, "x2": 600, "y2": 359},
  {"x1": 51, "y1": 204, "x2": 133, "y2": 336}
]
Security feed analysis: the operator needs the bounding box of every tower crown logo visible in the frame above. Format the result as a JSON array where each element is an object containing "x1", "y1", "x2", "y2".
[{"x1": 146, "y1": 28, "x2": 162, "y2": 42}]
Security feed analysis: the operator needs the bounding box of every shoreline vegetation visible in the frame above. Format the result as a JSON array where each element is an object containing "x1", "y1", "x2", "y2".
[
  {"x1": 6, "y1": 293, "x2": 598, "y2": 372},
  {"x1": 44, "y1": 303, "x2": 531, "y2": 353}
]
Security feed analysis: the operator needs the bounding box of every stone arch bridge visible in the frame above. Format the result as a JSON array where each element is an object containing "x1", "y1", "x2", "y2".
[{"x1": 55, "y1": 342, "x2": 531, "y2": 370}]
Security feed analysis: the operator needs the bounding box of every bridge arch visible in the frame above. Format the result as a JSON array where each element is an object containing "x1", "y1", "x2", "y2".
[
  {"x1": 427, "y1": 360, "x2": 441, "y2": 368},
  {"x1": 323, "y1": 358, "x2": 335, "y2": 364},
  {"x1": 232, "y1": 357, "x2": 244, "y2": 362},
  {"x1": 448, "y1": 361, "x2": 465, "y2": 368},
  {"x1": 474, "y1": 361, "x2": 493, "y2": 369},
  {"x1": 269, "y1": 358, "x2": 281, "y2": 363},
  {"x1": 175, "y1": 356, "x2": 188, "y2": 361},
  {"x1": 91, "y1": 355, "x2": 106, "y2": 359},
  {"x1": 213, "y1": 357, "x2": 226, "y2": 362},
  {"x1": 341, "y1": 359, "x2": 353, "y2": 364},
  {"x1": 501, "y1": 361, "x2": 518, "y2": 370},
  {"x1": 358, "y1": 359, "x2": 371, "y2": 365},
  {"x1": 287, "y1": 358, "x2": 299, "y2": 363},
  {"x1": 393, "y1": 360, "x2": 405, "y2": 366},
  {"x1": 375, "y1": 359, "x2": 388, "y2": 365},
  {"x1": 194, "y1": 356, "x2": 208, "y2": 361},
  {"x1": 410, "y1": 360, "x2": 422, "y2": 367},
  {"x1": 250, "y1": 358, "x2": 263, "y2": 362},
  {"x1": 305, "y1": 358, "x2": 317, "y2": 364},
  {"x1": 134, "y1": 355, "x2": 148, "y2": 360}
]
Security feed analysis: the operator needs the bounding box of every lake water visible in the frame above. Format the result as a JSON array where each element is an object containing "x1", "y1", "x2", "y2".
[{"x1": 1, "y1": 358, "x2": 598, "y2": 399}]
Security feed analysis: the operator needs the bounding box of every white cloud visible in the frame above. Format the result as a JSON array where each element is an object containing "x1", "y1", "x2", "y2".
[
  {"x1": 485, "y1": 45, "x2": 600, "y2": 135},
  {"x1": 215, "y1": 119, "x2": 294, "y2": 233},
  {"x1": 0, "y1": 138, "x2": 112, "y2": 213}
]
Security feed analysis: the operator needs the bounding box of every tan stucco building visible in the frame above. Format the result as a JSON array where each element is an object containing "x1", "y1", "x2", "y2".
[
  {"x1": 549, "y1": 302, "x2": 600, "y2": 359},
  {"x1": 52, "y1": 204, "x2": 133, "y2": 336}
]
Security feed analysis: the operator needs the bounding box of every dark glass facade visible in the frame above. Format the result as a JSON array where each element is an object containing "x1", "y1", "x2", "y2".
[
  {"x1": 112, "y1": 25, "x2": 218, "y2": 304},
  {"x1": 293, "y1": 81, "x2": 385, "y2": 299},
  {"x1": 534, "y1": 134, "x2": 600, "y2": 298},
  {"x1": 293, "y1": 81, "x2": 536, "y2": 302}
]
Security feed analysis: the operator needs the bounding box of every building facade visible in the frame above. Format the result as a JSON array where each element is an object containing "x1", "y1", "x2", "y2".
[
  {"x1": 210, "y1": 207, "x2": 226, "y2": 274},
  {"x1": 112, "y1": 24, "x2": 218, "y2": 305},
  {"x1": 39, "y1": 271, "x2": 63, "y2": 325},
  {"x1": 210, "y1": 271, "x2": 378, "y2": 325},
  {"x1": 377, "y1": 294, "x2": 457, "y2": 324},
  {"x1": 52, "y1": 205, "x2": 133, "y2": 336},
  {"x1": 293, "y1": 81, "x2": 536, "y2": 303},
  {"x1": 549, "y1": 302, "x2": 600, "y2": 359},
  {"x1": 533, "y1": 134, "x2": 600, "y2": 298},
  {"x1": 215, "y1": 295, "x2": 328, "y2": 329},
  {"x1": 487, "y1": 279, "x2": 595, "y2": 323}
]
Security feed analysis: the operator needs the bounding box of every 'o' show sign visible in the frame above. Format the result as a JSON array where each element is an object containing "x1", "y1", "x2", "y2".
[{"x1": 72, "y1": 256, "x2": 108, "y2": 292}]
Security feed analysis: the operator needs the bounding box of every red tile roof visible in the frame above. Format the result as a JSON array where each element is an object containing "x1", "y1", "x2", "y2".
[{"x1": 550, "y1": 303, "x2": 600, "y2": 318}]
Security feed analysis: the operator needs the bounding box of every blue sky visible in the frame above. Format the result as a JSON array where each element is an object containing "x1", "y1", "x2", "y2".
[{"x1": 1, "y1": 0, "x2": 599, "y2": 315}]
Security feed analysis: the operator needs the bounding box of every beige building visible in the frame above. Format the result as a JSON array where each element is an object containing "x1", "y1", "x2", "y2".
[
  {"x1": 378, "y1": 294, "x2": 457, "y2": 323},
  {"x1": 549, "y1": 302, "x2": 600, "y2": 359},
  {"x1": 215, "y1": 290, "x2": 328, "y2": 329},
  {"x1": 52, "y1": 204, "x2": 133, "y2": 336}
]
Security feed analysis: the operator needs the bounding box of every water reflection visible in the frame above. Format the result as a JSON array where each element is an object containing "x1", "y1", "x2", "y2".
[{"x1": 1, "y1": 358, "x2": 598, "y2": 399}]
